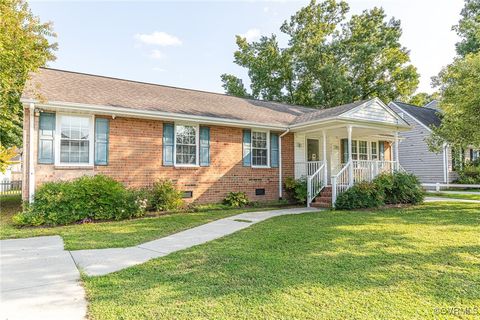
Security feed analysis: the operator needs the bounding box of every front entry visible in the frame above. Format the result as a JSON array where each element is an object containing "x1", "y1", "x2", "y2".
[{"x1": 307, "y1": 139, "x2": 319, "y2": 162}]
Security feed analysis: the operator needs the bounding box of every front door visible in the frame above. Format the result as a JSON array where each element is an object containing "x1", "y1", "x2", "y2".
[{"x1": 307, "y1": 139, "x2": 319, "y2": 162}]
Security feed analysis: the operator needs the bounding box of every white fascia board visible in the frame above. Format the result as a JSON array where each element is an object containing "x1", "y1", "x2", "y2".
[{"x1": 21, "y1": 99, "x2": 288, "y2": 131}]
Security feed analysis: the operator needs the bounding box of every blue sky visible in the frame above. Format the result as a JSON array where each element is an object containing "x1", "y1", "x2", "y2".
[{"x1": 30, "y1": 0, "x2": 464, "y2": 95}]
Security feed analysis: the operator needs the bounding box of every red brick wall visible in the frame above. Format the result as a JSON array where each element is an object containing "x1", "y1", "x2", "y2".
[{"x1": 27, "y1": 114, "x2": 294, "y2": 204}]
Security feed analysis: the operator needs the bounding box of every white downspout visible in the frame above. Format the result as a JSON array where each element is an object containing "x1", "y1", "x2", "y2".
[
  {"x1": 394, "y1": 131, "x2": 399, "y2": 171},
  {"x1": 28, "y1": 103, "x2": 35, "y2": 203},
  {"x1": 443, "y1": 143, "x2": 448, "y2": 183},
  {"x1": 278, "y1": 128, "x2": 290, "y2": 199}
]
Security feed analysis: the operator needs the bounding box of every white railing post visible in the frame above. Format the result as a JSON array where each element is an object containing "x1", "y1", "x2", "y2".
[
  {"x1": 436, "y1": 182, "x2": 440, "y2": 192},
  {"x1": 331, "y1": 176, "x2": 337, "y2": 207},
  {"x1": 307, "y1": 177, "x2": 312, "y2": 207}
]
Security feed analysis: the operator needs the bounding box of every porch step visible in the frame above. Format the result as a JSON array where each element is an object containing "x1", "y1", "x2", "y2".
[{"x1": 312, "y1": 185, "x2": 333, "y2": 208}]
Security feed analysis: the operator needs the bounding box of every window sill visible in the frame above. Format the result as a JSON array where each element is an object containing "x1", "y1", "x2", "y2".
[
  {"x1": 252, "y1": 166, "x2": 271, "y2": 169},
  {"x1": 174, "y1": 165, "x2": 200, "y2": 169},
  {"x1": 54, "y1": 165, "x2": 94, "y2": 170}
]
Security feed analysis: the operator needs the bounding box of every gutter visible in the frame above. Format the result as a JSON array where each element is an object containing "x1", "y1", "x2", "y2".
[
  {"x1": 21, "y1": 99, "x2": 288, "y2": 131},
  {"x1": 278, "y1": 128, "x2": 290, "y2": 199}
]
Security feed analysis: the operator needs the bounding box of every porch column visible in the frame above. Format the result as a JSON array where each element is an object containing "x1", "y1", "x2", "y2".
[
  {"x1": 322, "y1": 130, "x2": 328, "y2": 186},
  {"x1": 394, "y1": 131, "x2": 399, "y2": 171},
  {"x1": 347, "y1": 125, "x2": 353, "y2": 186}
]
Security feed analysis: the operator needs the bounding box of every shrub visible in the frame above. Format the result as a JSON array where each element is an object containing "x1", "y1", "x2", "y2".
[
  {"x1": 150, "y1": 179, "x2": 184, "y2": 211},
  {"x1": 223, "y1": 191, "x2": 249, "y2": 207},
  {"x1": 373, "y1": 172, "x2": 424, "y2": 205},
  {"x1": 284, "y1": 177, "x2": 307, "y2": 204},
  {"x1": 335, "y1": 182, "x2": 384, "y2": 210},
  {"x1": 455, "y1": 164, "x2": 480, "y2": 184},
  {"x1": 13, "y1": 175, "x2": 146, "y2": 226}
]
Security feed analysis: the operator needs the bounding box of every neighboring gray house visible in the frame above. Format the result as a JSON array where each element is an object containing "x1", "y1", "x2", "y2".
[
  {"x1": 389, "y1": 101, "x2": 451, "y2": 183},
  {"x1": 389, "y1": 100, "x2": 479, "y2": 184}
]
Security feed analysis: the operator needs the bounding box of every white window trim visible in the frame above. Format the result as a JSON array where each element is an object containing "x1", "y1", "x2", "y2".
[
  {"x1": 251, "y1": 129, "x2": 270, "y2": 168},
  {"x1": 54, "y1": 113, "x2": 95, "y2": 167},
  {"x1": 173, "y1": 123, "x2": 200, "y2": 167}
]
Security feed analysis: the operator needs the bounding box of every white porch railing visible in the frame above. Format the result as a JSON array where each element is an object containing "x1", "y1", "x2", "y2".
[
  {"x1": 331, "y1": 161, "x2": 352, "y2": 205},
  {"x1": 294, "y1": 161, "x2": 324, "y2": 178},
  {"x1": 307, "y1": 162, "x2": 326, "y2": 207},
  {"x1": 332, "y1": 160, "x2": 402, "y2": 206}
]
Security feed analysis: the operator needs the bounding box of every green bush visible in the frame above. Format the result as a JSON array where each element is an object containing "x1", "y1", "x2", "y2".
[
  {"x1": 13, "y1": 175, "x2": 146, "y2": 226},
  {"x1": 223, "y1": 191, "x2": 249, "y2": 207},
  {"x1": 150, "y1": 179, "x2": 184, "y2": 211},
  {"x1": 335, "y1": 182, "x2": 384, "y2": 210},
  {"x1": 335, "y1": 172, "x2": 424, "y2": 210},
  {"x1": 284, "y1": 177, "x2": 307, "y2": 204},
  {"x1": 373, "y1": 172, "x2": 424, "y2": 205},
  {"x1": 455, "y1": 163, "x2": 480, "y2": 184}
]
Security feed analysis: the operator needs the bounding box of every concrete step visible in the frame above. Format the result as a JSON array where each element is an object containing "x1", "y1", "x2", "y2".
[{"x1": 312, "y1": 202, "x2": 332, "y2": 208}]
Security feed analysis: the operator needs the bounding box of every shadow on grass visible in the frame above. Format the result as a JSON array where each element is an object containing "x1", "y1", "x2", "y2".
[{"x1": 85, "y1": 202, "x2": 480, "y2": 317}]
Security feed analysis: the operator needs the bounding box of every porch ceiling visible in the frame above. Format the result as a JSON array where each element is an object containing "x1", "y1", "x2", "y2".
[{"x1": 293, "y1": 120, "x2": 403, "y2": 140}]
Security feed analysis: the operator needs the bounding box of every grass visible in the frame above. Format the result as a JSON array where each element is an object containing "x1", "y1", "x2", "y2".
[
  {"x1": 0, "y1": 195, "x2": 288, "y2": 250},
  {"x1": 430, "y1": 192, "x2": 480, "y2": 201},
  {"x1": 84, "y1": 202, "x2": 480, "y2": 320}
]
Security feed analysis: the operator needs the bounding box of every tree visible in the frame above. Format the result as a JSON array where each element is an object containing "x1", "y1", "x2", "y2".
[
  {"x1": 407, "y1": 92, "x2": 441, "y2": 106},
  {"x1": 0, "y1": 146, "x2": 18, "y2": 173},
  {"x1": 221, "y1": 0, "x2": 419, "y2": 108},
  {"x1": 0, "y1": 0, "x2": 57, "y2": 148},
  {"x1": 428, "y1": 53, "x2": 480, "y2": 151},
  {"x1": 454, "y1": 0, "x2": 480, "y2": 56}
]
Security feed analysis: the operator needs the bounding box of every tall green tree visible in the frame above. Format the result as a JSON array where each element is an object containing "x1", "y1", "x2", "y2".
[
  {"x1": 0, "y1": 0, "x2": 57, "y2": 148},
  {"x1": 454, "y1": 0, "x2": 480, "y2": 56},
  {"x1": 221, "y1": 0, "x2": 419, "y2": 108},
  {"x1": 407, "y1": 92, "x2": 441, "y2": 107},
  {"x1": 428, "y1": 53, "x2": 480, "y2": 150}
]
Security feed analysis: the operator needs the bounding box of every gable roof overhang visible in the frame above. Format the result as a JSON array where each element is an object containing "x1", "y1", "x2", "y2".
[{"x1": 290, "y1": 98, "x2": 410, "y2": 132}]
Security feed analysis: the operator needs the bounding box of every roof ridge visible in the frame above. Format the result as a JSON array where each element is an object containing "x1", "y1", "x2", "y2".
[
  {"x1": 38, "y1": 67, "x2": 315, "y2": 112},
  {"x1": 393, "y1": 100, "x2": 424, "y2": 108}
]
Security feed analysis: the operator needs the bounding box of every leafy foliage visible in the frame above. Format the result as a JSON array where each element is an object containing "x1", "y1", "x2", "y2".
[
  {"x1": 221, "y1": 0, "x2": 419, "y2": 108},
  {"x1": 223, "y1": 192, "x2": 249, "y2": 208},
  {"x1": 373, "y1": 172, "x2": 424, "y2": 205},
  {"x1": 453, "y1": 0, "x2": 480, "y2": 56},
  {"x1": 454, "y1": 160, "x2": 480, "y2": 184},
  {"x1": 335, "y1": 172, "x2": 424, "y2": 209},
  {"x1": 284, "y1": 177, "x2": 308, "y2": 204},
  {"x1": 0, "y1": 145, "x2": 18, "y2": 173},
  {"x1": 13, "y1": 175, "x2": 146, "y2": 226},
  {"x1": 0, "y1": 0, "x2": 57, "y2": 148},
  {"x1": 428, "y1": 53, "x2": 480, "y2": 150},
  {"x1": 334, "y1": 181, "x2": 384, "y2": 210},
  {"x1": 407, "y1": 92, "x2": 440, "y2": 107},
  {"x1": 150, "y1": 179, "x2": 184, "y2": 212}
]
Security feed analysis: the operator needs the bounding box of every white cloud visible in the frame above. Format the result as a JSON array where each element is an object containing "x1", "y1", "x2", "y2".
[
  {"x1": 149, "y1": 49, "x2": 165, "y2": 60},
  {"x1": 135, "y1": 31, "x2": 182, "y2": 46},
  {"x1": 240, "y1": 28, "x2": 261, "y2": 42},
  {"x1": 152, "y1": 67, "x2": 166, "y2": 72}
]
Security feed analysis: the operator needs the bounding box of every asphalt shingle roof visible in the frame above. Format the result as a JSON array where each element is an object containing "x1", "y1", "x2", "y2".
[
  {"x1": 22, "y1": 68, "x2": 384, "y2": 127},
  {"x1": 393, "y1": 101, "x2": 442, "y2": 128}
]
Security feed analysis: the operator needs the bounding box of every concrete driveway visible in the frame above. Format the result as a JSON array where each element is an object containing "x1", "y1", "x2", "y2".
[{"x1": 0, "y1": 236, "x2": 86, "y2": 320}]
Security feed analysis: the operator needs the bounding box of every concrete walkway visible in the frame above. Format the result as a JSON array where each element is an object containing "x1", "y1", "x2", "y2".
[
  {"x1": 0, "y1": 236, "x2": 87, "y2": 320},
  {"x1": 424, "y1": 196, "x2": 480, "y2": 203},
  {"x1": 71, "y1": 207, "x2": 319, "y2": 276}
]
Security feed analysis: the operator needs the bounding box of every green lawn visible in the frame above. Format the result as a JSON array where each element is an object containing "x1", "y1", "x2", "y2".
[
  {"x1": 430, "y1": 192, "x2": 480, "y2": 201},
  {"x1": 84, "y1": 202, "x2": 480, "y2": 320},
  {"x1": 0, "y1": 195, "x2": 287, "y2": 250}
]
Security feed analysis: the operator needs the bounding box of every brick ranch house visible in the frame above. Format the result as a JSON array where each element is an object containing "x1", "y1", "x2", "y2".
[{"x1": 22, "y1": 68, "x2": 411, "y2": 207}]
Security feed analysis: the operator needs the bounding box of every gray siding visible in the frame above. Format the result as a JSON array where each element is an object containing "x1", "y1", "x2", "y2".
[{"x1": 389, "y1": 103, "x2": 446, "y2": 183}]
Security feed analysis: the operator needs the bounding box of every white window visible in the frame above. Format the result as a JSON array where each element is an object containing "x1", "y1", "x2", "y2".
[
  {"x1": 55, "y1": 114, "x2": 94, "y2": 166},
  {"x1": 371, "y1": 142, "x2": 378, "y2": 160},
  {"x1": 175, "y1": 124, "x2": 198, "y2": 166},
  {"x1": 252, "y1": 131, "x2": 269, "y2": 167},
  {"x1": 359, "y1": 141, "x2": 368, "y2": 160}
]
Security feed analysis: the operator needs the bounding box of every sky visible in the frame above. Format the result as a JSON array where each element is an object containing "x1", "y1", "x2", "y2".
[{"x1": 30, "y1": 0, "x2": 465, "y2": 96}]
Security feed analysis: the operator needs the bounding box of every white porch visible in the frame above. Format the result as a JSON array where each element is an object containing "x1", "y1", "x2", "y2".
[{"x1": 289, "y1": 99, "x2": 409, "y2": 207}]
